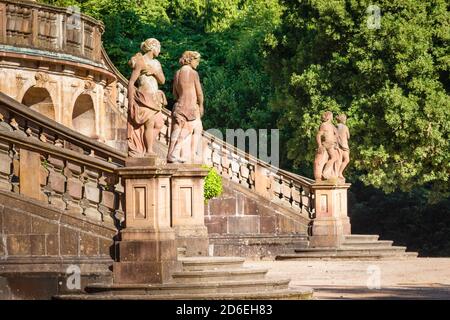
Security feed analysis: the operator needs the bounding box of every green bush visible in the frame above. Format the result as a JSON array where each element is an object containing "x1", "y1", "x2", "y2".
[{"x1": 203, "y1": 166, "x2": 223, "y2": 202}]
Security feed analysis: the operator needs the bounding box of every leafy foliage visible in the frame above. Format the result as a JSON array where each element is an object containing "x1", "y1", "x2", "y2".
[
  {"x1": 203, "y1": 166, "x2": 223, "y2": 202},
  {"x1": 39, "y1": 0, "x2": 283, "y2": 133},
  {"x1": 37, "y1": 0, "x2": 450, "y2": 255},
  {"x1": 349, "y1": 181, "x2": 450, "y2": 257},
  {"x1": 268, "y1": 0, "x2": 450, "y2": 195}
]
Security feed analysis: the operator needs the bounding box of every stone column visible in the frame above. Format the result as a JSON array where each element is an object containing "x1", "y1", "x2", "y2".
[
  {"x1": 113, "y1": 157, "x2": 181, "y2": 284},
  {"x1": 170, "y1": 164, "x2": 209, "y2": 256},
  {"x1": 309, "y1": 183, "x2": 351, "y2": 248}
]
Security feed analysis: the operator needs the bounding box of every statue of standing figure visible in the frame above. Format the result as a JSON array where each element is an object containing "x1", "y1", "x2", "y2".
[
  {"x1": 314, "y1": 111, "x2": 350, "y2": 182},
  {"x1": 336, "y1": 114, "x2": 350, "y2": 180},
  {"x1": 127, "y1": 38, "x2": 166, "y2": 157},
  {"x1": 167, "y1": 51, "x2": 204, "y2": 163}
]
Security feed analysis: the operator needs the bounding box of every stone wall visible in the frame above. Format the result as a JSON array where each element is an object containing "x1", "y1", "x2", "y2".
[
  {"x1": 204, "y1": 178, "x2": 310, "y2": 259},
  {"x1": 0, "y1": 191, "x2": 115, "y2": 299},
  {"x1": 0, "y1": 191, "x2": 116, "y2": 260},
  {"x1": 0, "y1": 0, "x2": 128, "y2": 152}
]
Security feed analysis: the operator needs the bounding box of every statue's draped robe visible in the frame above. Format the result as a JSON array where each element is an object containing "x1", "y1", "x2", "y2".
[{"x1": 127, "y1": 55, "x2": 167, "y2": 157}]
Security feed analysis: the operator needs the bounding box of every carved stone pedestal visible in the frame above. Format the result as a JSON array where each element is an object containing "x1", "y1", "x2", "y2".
[
  {"x1": 309, "y1": 183, "x2": 351, "y2": 248},
  {"x1": 171, "y1": 164, "x2": 209, "y2": 256},
  {"x1": 114, "y1": 159, "x2": 181, "y2": 284}
]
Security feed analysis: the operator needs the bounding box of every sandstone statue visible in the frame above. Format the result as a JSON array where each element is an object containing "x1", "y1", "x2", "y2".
[
  {"x1": 127, "y1": 38, "x2": 166, "y2": 157},
  {"x1": 336, "y1": 114, "x2": 350, "y2": 180},
  {"x1": 313, "y1": 111, "x2": 340, "y2": 181},
  {"x1": 167, "y1": 51, "x2": 204, "y2": 163}
]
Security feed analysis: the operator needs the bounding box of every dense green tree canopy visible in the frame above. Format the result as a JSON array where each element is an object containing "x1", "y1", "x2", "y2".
[
  {"x1": 268, "y1": 0, "x2": 450, "y2": 194},
  {"x1": 40, "y1": 0, "x2": 282, "y2": 133},
  {"x1": 39, "y1": 0, "x2": 450, "y2": 197}
]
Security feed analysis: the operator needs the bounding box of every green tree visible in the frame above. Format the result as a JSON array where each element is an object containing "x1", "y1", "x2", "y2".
[{"x1": 268, "y1": 0, "x2": 450, "y2": 195}]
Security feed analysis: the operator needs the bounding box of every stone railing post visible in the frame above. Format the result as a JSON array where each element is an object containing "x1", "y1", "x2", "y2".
[
  {"x1": 113, "y1": 156, "x2": 181, "y2": 284},
  {"x1": 171, "y1": 164, "x2": 209, "y2": 256},
  {"x1": 19, "y1": 148, "x2": 41, "y2": 200},
  {"x1": 309, "y1": 183, "x2": 351, "y2": 247}
]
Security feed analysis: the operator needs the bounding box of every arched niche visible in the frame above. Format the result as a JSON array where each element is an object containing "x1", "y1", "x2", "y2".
[
  {"x1": 21, "y1": 87, "x2": 55, "y2": 120},
  {"x1": 72, "y1": 94, "x2": 96, "y2": 138}
]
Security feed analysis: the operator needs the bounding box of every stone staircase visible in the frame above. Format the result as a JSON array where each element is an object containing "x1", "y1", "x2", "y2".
[
  {"x1": 276, "y1": 235, "x2": 418, "y2": 260},
  {"x1": 209, "y1": 234, "x2": 309, "y2": 259},
  {"x1": 55, "y1": 257, "x2": 313, "y2": 300}
]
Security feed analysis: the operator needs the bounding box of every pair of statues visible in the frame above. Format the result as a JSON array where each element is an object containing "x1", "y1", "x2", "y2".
[
  {"x1": 127, "y1": 38, "x2": 203, "y2": 163},
  {"x1": 313, "y1": 111, "x2": 350, "y2": 183}
]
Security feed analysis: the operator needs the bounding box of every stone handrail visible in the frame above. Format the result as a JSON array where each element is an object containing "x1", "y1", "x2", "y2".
[
  {"x1": 0, "y1": 0, "x2": 104, "y2": 63},
  {"x1": 0, "y1": 92, "x2": 125, "y2": 227},
  {"x1": 111, "y1": 72, "x2": 316, "y2": 220},
  {"x1": 0, "y1": 92, "x2": 126, "y2": 165}
]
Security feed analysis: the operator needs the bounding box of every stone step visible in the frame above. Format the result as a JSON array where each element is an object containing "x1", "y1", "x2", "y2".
[
  {"x1": 55, "y1": 287, "x2": 314, "y2": 300},
  {"x1": 85, "y1": 278, "x2": 291, "y2": 295},
  {"x1": 180, "y1": 257, "x2": 245, "y2": 271},
  {"x1": 277, "y1": 248, "x2": 417, "y2": 260},
  {"x1": 340, "y1": 240, "x2": 394, "y2": 248},
  {"x1": 171, "y1": 268, "x2": 268, "y2": 283},
  {"x1": 209, "y1": 233, "x2": 308, "y2": 245},
  {"x1": 276, "y1": 252, "x2": 416, "y2": 260},
  {"x1": 343, "y1": 235, "x2": 379, "y2": 242},
  {"x1": 295, "y1": 246, "x2": 407, "y2": 255}
]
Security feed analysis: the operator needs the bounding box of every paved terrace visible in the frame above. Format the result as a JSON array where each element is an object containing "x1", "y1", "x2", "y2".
[{"x1": 246, "y1": 258, "x2": 450, "y2": 300}]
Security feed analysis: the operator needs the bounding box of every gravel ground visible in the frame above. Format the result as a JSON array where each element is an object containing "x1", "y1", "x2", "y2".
[{"x1": 244, "y1": 258, "x2": 450, "y2": 300}]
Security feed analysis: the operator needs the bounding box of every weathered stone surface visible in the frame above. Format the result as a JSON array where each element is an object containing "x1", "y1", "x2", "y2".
[
  {"x1": 113, "y1": 260, "x2": 179, "y2": 284},
  {"x1": 204, "y1": 216, "x2": 227, "y2": 234},
  {"x1": 99, "y1": 238, "x2": 113, "y2": 256},
  {"x1": 85, "y1": 184, "x2": 100, "y2": 203},
  {"x1": 227, "y1": 216, "x2": 260, "y2": 234},
  {"x1": 31, "y1": 217, "x2": 58, "y2": 234},
  {"x1": 260, "y1": 215, "x2": 277, "y2": 234},
  {"x1": 19, "y1": 149, "x2": 41, "y2": 200},
  {"x1": 3, "y1": 208, "x2": 31, "y2": 235},
  {"x1": 7, "y1": 235, "x2": 31, "y2": 255},
  {"x1": 66, "y1": 180, "x2": 83, "y2": 200},
  {"x1": 208, "y1": 197, "x2": 235, "y2": 216},
  {"x1": 118, "y1": 240, "x2": 177, "y2": 262},
  {"x1": 242, "y1": 197, "x2": 258, "y2": 215},
  {"x1": 60, "y1": 227, "x2": 79, "y2": 256},
  {"x1": 48, "y1": 171, "x2": 66, "y2": 194},
  {"x1": 45, "y1": 234, "x2": 59, "y2": 256},
  {"x1": 101, "y1": 190, "x2": 115, "y2": 210},
  {"x1": 0, "y1": 205, "x2": 4, "y2": 233},
  {"x1": 79, "y1": 233, "x2": 99, "y2": 256},
  {"x1": 30, "y1": 235, "x2": 46, "y2": 255}
]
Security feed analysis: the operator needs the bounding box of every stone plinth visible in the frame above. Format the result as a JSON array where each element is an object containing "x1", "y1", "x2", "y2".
[
  {"x1": 309, "y1": 182, "x2": 351, "y2": 248},
  {"x1": 114, "y1": 158, "x2": 181, "y2": 284},
  {"x1": 171, "y1": 164, "x2": 209, "y2": 256}
]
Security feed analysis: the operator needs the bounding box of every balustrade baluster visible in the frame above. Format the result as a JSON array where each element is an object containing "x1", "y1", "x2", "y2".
[
  {"x1": 64, "y1": 161, "x2": 83, "y2": 214},
  {"x1": 0, "y1": 140, "x2": 12, "y2": 191},
  {"x1": 80, "y1": 166, "x2": 101, "y2": 221},
  {"x1": 39, "y1": 154, "x2": 49, "y2": 202},
  {"x1": 98, "y1": 172, "x2": 115, "y2": 224},
  {"x1": 46, "y1": 155, "x2": 66, "y2": 209}
]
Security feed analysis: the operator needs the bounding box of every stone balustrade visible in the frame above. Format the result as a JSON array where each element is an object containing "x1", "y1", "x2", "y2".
[
  {"x1": 0, "y1": 0, "x2": 103, "y2": 62},
  {"x1": 0, "y1": 92, "x2": 125, "y2": 227},
  {"x1": 113, "y1": 76, "x2": 316, "y2": 221}
]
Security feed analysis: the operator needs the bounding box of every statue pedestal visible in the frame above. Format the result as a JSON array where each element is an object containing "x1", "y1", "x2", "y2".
[
  {"x1": 114, "y1": 161, "x2": 180, "y2": 284},
  {"x1": 171, "y1": 165, "x2": 209, "y2": 256},
  {"x1": 309, "y1": 182, "x2": 351, "y2": 248}
]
